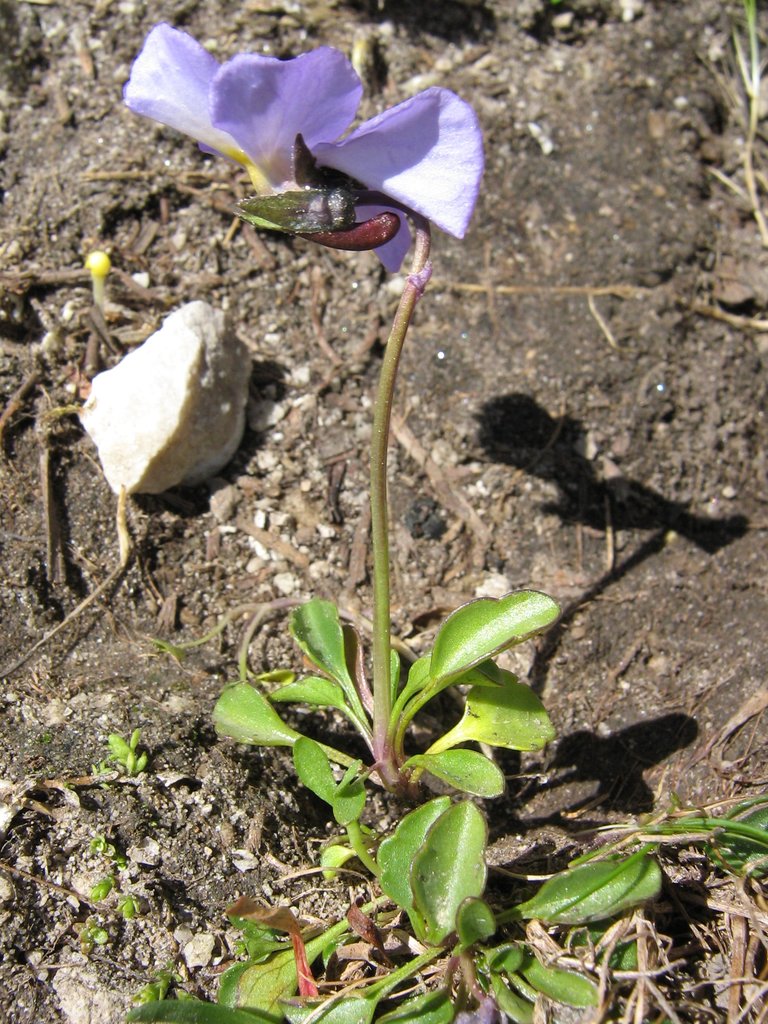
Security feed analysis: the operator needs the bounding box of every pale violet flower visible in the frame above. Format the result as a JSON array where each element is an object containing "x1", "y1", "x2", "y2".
[{"x1": 124, "y1": 24, "x2": 484, "y2": 270}]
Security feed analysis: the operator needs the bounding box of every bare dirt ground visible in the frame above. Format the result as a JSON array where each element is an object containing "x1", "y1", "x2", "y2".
[{"x1": 1, "y1": 0, "x2": 767, "y2": 1021}]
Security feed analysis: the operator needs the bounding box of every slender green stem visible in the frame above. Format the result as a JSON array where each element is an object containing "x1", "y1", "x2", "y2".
[
  {"x1": 345, "y1": 820, "x2": 380, "y2": 877},
  {"x1": 391, "y1": 684, "x2": 438, "y2": 759},
  {"x1": 370, "y1": 218, "x2": 432, "y2": 783},
  {"x1": 642, "y1": 816, "x2": 768, "y2": 847},
  {"x1": 364, "y1": 946, "x2": 443, "y2": 1001}
]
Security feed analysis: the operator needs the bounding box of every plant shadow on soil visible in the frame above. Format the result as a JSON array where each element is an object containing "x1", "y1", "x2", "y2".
[{"x1": 477, "y1": 393, "x2": 749, "y2": 555}]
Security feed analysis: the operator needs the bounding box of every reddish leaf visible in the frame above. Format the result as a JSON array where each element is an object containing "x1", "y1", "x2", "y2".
[
  {"x1": 290, "y1": 932, "x2": 319, "y2": 997},
  {"x1": 226, "y1": 898, "x2": 318, "y2": 997}
]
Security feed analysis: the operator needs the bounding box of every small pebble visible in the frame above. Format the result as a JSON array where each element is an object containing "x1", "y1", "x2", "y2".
[
  {"x1": 209, "y1": 480, "x2": 239, "y2": 523},
  {"x1": 127, "y1": 837, "x2": 161, "y2": 866},
  {"x1": 183, "y1": 932, "x2": 216, "y2": 969},
  {"x1": 273, "y1": 572, "x2": 298, "y2": 596}
]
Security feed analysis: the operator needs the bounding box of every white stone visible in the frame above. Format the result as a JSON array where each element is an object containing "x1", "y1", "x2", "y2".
[
  {"x1": 127, "y1": 836, "x2": 161, "y2": 866},
  {"x1": 232, "y1": 848, "x2": 260, "y2": 872},
  {"x1": 0, "y1": 872, "x2": 14, "y2": 902},
  {"x1": 273, "y1": 571, "x2": 298, "y2": 595},
  {"x1": 80, "y1": 301, "x2": 249, "y2": 494},
  {"x1": 474, "y1": 573, "x2": 511, "y2": 599},
  {"x1": 53, "y1": 961, "x2": 126, "y2": 1024},
  {"x1": 182, "y1": 932, "x2": 217, "y2": 969}
]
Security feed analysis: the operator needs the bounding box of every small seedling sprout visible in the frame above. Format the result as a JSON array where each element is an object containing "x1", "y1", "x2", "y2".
[
  {"x1": 85, "y1": 249, "x2": 111, "y2": 314},
  {"x1": 107, "y1": 728, "x2": 148, "y2": 776}
]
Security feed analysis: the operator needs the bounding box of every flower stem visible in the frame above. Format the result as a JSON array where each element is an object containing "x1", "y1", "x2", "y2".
[{"x1": 370, "y1": 217, "x2": 431, "y2": 784}]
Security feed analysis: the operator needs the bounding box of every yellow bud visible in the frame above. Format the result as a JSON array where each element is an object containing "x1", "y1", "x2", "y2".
[{"x1": 85, "y1": 250, "x2": 111, "y2": 278}]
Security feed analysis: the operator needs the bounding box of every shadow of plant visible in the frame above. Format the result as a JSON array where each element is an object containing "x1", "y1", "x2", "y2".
[
  {"x1": 476, "y1": 393, "x2": 747, "y2": 555},
  {"x1": 546, "y1": 712, "x2": 699, "y2": 813}
]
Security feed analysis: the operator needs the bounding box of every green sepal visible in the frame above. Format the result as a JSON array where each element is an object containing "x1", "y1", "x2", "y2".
[{"x1": 237, "y1": 188, "x2": 356, "y2": 234}]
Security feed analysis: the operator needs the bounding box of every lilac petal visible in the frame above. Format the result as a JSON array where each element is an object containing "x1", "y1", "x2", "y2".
[
  {"x1": 355, "y1": 202, "x2": 412, "y2": 271},
  {"x1": 123, "y1": 24, "x2": 245, "y2": 162},
  {"x1": 210, "y1": 48, "x2": 362, "y2": 187},
  {"x1": 455, "y1": 998, "x2": 504, "y2": 1024},
  {"x1": 314, "y1": 87, "x2": 484, "y2": 238}
]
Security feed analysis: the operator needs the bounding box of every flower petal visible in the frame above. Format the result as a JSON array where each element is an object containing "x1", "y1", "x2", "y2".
[
  {"x1": 210, "y1": 48, "x2": 362, "y2": 187},
  {"x1": 314, "y1": 87, "x2": 484, "y2": 238},
  {"x1": 123, "y1": 23, "x2": 246, "y2": 162}
]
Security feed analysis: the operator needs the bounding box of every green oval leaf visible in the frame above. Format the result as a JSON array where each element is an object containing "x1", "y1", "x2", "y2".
[
  {"x1": 521, "y1": 956, "x2": 597, "y2": 1008},
  {"x1": 220, "y1": 950, "x2": 298, "y2": 1018},
  {"x1": 430, "y1": 591, "x2": 560, "y2": 684},
  {"x1": 221, "y1": 927, "x2": 335, "y2": 1018},
  {"x1": 378, "y1": 797, "x2": 452, "y2": 914},
  {"x1": 404, "y1": 750, "x2": 505, "y2": 798},
  {"x1": 489, "y1": 976, "x2": 533, "y2": 1024},
  {"x1": 293, "y1": 740, "x2": 365, "y2": 825},
  {"x1": 515, "y1": 853, "x2": 662, "y2": 924},
  {"x1": 214, "y1": 684, "x2": 300, "y2": 747},
  {"x1": 331, "y1": 763, "x2": 366, "y2": 826},
  {"x1": 427, "y1": 685, "x2": 554, "y2": 755},
  {"x1": 290, "y1": 601, "x2": 354, "y2": 689},
  {"x1": 456, "y1": 897, "x2": 496, "y2": 949},
  {"x1": 320, "y1": 843, "x2": 356, "y2": 879},
  {"x1": 128, "y1": 1001, "x2": 278, "y2": 1024},
  {"x1": 270, "y1": 677, "x2": 348, "y2": 710},
  {"x1": 486, "y1": 942, "x2": 526, "y2": 976},
  {"x1": 283, "y1": 996, "x2": 375, "y2": 1024},
  {"x1": 411, "y1": 802, "x2": 488, "y2": 945},
  {"x1": 293, "y1": 737, "x2": 336, "y2": 805}
]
